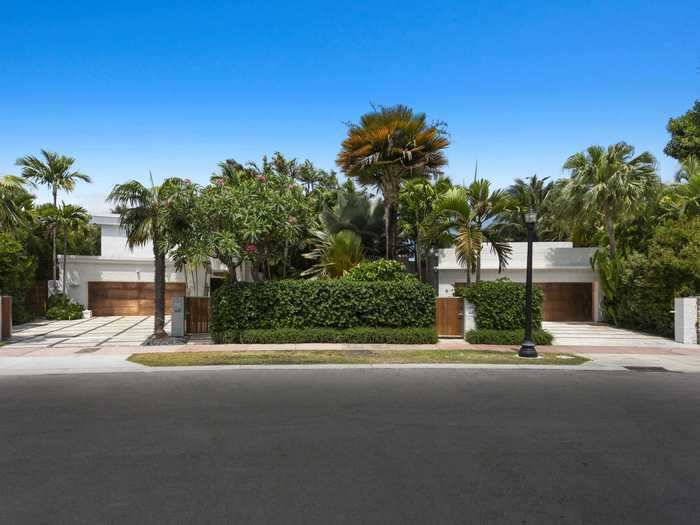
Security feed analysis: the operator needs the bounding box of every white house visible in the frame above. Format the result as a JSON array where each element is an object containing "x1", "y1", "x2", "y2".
[
  {"x1": 58, "y1": 215, "x2": 250, "y2": 316},
  {"x1": 436, "y1": 242, "x2": 602, "y2": 322}
]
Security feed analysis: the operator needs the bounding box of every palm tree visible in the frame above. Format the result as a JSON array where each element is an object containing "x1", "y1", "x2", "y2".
[
  {"x1": 337, "y1": 105, "x2": 449, "y2": 259},
  {"x1": 500, "y1": 175, "x2": 555, "y2": 241},
  {"x1": 562, "y1": 143, "x2": 658, "y2": 258},
  {"x1": 675, "y1": 155, "x2": 700, "y2": 182},
  {"x1": 465, "y1": 178, "x2": 512, "y2": 282},
  {"x1": 435, "y1": 187, "x2": 512, "y2": 285},
  {"x1": 108, "y1": 176, "x2": 181, "y2": 338},
  {"x1": 321, "y1": 188, "x2": 385, "y2": 257},
  {"x1": 0, "y1": 175, "x2": 29, "y2": 230},
  {"x1": 302, "y1": 230, "x2": 364, "y2": 278},
  {"x1": 16, "y1": 150, "x2": 91, "y2": 288},
  {"x1": 40, "y1": 204, "x2": 90, "y2": 295}
]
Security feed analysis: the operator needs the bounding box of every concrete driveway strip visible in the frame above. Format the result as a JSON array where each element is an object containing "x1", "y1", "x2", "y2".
[{"x1": 0, "y1": 369, "x2": 699, "y2": 524}]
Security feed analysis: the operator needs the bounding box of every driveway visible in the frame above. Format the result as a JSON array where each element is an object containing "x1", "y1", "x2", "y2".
[
  {"x1": 544, "y1": 321, "x2": 688, "y2": 347},
  {"x1": 1, "y1": 369, "x2": 699, "y2": 524},
  {"x1": 4, "y1": 316, "x2": 171, "y2": 349}
]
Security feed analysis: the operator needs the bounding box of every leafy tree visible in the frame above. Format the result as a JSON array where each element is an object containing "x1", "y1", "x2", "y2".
[
  {"x1": 435, "y1": 187, "x2": 512, "y2": 285},
  {"x1": 302, "y1": 230, "x2": 364, "y2": 278},
  {"x1": 664, "y1": 100, "x2": 700, "y2": 161},
  {"x1": 16, "y1": 150, "x2": 90, "y2": 288},
  {"x1": 562, "y1": 142, "x2": 658, "y2": 259},
  {"x1": 337, "y1": 105, "x2": 449, "y2": 259},
  {"x1": 108, "y1": 176, "x2": 185, "y2": 338},
  {"x1": 0, "y1": 233, "x2": 37, "y2": 323}
]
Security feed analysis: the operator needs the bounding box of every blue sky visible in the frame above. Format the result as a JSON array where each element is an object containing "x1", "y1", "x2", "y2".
[{"x1": 1, "y1": 0, "x2": 698, "y2": 213}]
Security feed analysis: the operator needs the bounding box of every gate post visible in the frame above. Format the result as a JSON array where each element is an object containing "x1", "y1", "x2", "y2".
[
  {"x1": 0, "y1": 296, "x2": 12, "y2": 340},
  {"x1": 171, "y1": 296, "x2": 185, "y2": 337},
  {"x1": 674, "y1": 297, "x2": 697, "y2": 345},
  {"x1": 463, "y1": 300, "x2": 476, "y2": 334}
]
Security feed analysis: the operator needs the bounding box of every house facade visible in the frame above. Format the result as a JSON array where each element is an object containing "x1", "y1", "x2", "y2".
[
  {"x1": 436, "y1": 242, "x2": 602, "y2": 322},
  {"x1": 58, "y1": 215, "x2": 250, "y2": 316}
]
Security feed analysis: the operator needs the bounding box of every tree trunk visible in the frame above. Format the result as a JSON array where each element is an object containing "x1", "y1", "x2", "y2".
[
  {"x1": 153, "y1": 244, "x2": 167, "y2": 338},
  {"x1": 605, "y1": 213, "x2": 617, "y2": 259},
  {"x1": 415, "y1": 234, "x2": 422, "y2": 280},
  {"x1": 52, "y1": 187, "x2": 58, "y2": 291},
  {"x1": 475, "y1": 251, "x2": 481, "y2": 283},
  {"x1": 62, "y1": 228, "x2": 68, "y2": 296},
  {"x1": 381, "y1": 174, "x2": 400, "y2": 260}
]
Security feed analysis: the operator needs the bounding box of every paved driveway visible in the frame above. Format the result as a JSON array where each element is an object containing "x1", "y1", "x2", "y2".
[
  {"x1": 4, "y1": 316, "x2": 171, "y2": 349},
  {"x1": 544, "y1": 321, "x2": 688, "y2": 347}
]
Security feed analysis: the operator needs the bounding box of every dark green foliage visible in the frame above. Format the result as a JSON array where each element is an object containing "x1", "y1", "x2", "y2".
[
  {"x1": 614, "y1": 217, "x2": 700, "y2": 337},
  {"x1": 465, "y1": 329, "x2": 553, "y2": 345},
  {"x1": 211, "y1": 279, "x2": 435, "y2": 338},
  {"x1": 213, "y1": 327, "x2": 438, "y2": 344},
  {"x1": 343, "y1": 259, "x2": 414, "y2": 282},
  {"x1": 0, "y1": 233, "x2": 37, "y2": 323},
  {"x1": 46, "y1": 294, "x2": 84, "y2": 320},
  {"x1": 455, "y1": 279, "x2": 543, "y2": 330},
  {"x1": 664, "y1": 100, "x2": 700, "y2": 161}
]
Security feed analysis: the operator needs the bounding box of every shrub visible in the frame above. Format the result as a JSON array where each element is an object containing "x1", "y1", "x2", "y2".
[
  {"x1": 465, "y1": 329, "x2": 553, "y2": 345},
  {"x1": 0, "y1": 233, "x2": 37, "y2": 323},
  {"x1": 211, "y1": 279, "x2": 435, "y2": 339},
  {"x1": 46, "y1": 294, "x2": 84, "y2": 320},
  {"x1": 455, "y1": 279, "x2": 543, "y2": 330},
  {"x1": 343, "y1": 259, "x2": 415, "y2": 282},
  {"x1": 213, "y1": 327, "x2": 438, "y2": 344}
]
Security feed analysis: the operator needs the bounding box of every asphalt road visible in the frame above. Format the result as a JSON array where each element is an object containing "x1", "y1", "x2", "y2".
[{"x1": 1, "y1": 369, "x2": 699, "y2": 524}]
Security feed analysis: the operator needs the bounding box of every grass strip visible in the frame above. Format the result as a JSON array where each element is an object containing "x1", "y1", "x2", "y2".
[{"x1": 128, "y1": 349, "x2": 588, "y2": 367}]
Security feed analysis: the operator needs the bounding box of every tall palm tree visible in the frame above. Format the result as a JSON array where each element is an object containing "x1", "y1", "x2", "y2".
[
  {"x1": 40, "y1": 204, "x2": 90, "y2": 295},
  {"x1": 302, "y1": 230, "x2": 365, "y2": 278},
  {"x1": 16, "y1": 150, "x2": 91, "y2": 288},
  {"x1": 500, "y1": 175, "x2": 555, "y2": 241},
  {"x1": 108, "y1": 176, "x2": 181, "y2": 338},
  {"x1": 0, "y1": 175, "x2": 28, "y2": 230},
  {"x1": 562, "y1": 143, "x2": 658, "y2": 258},
  {"x1": 435, "y1": 187, "x2": 512, "y2": 285},
  {"x1": 465, "y1": 178, "x2": 511, "y2": 282},
  {"x1": 337, "y1": 105, "x2": 449, "y2": 260}
]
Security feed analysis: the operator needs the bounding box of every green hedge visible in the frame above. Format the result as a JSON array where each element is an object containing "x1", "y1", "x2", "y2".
[
  {"x1": 213, "y1": 327, "x2": 438, "y2": 344},
  {"x1": 455, "y1": 279, "x2": 543, "y2": 330},
  {"x1": 343, "y1": 259, "x2": 415, "y2": 282},
  {"x1": 465, "y1": 329, "x2": 553, "y2": 345},
  {"x1": 211, "y1": 279, "x2": 435, "y2": 337}
]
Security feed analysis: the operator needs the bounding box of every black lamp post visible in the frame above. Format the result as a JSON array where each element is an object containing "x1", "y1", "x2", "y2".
[{"x1": 519, "y1": 208, "x2": 538, "y2": 358}]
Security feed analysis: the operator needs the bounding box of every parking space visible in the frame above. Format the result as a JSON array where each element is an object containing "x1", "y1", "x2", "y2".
[{"x1": 3, "y1": 316, "x2": 171, "y2": 349}]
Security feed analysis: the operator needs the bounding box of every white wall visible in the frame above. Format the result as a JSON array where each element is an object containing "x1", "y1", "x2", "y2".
[{"x1": 59, "y1": 256, "x2": 184, "y2": 307}]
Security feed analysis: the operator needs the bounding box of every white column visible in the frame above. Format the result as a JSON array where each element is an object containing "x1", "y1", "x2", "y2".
[
  {"x1": 674, "y1": 297, "x2": 697, "y2": 345},
  {"x1": 464, "y1": 300, "x2": 476, "y2": 333}
]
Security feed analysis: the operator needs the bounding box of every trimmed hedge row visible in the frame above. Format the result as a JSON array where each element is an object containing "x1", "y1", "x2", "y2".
[
  {"x1": 211, "y1": 279, "x2": 435, "y2": 335},
  {"x1": 465, "y1": 328, "x2": 553, "y2": 345},
  {"x1": 213, "y1": 327, "x2": 438, "y2": 344},
  {"x1": 455, "y1": 279, "x2": 544, "y2": 330}
]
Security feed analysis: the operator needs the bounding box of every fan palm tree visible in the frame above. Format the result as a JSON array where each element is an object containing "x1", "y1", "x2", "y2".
[
  {"x1": 435, "y1": 187, "x2": 512, "y2": 285},
  {"x1": 16, "y1": 150, "x2": 91, "y2": 288},
  {"x1": 108, "y1": 176, "x2": 182, "y2": 338},
  {"x1": 562, "y1": 143, "x2": 658, "y2": 258},
  {"x1": 321, "y1": 189, "x2": 385, "y2": 257},
  {"x1": 337, "y1": 105, "x2": 449, "y2": 259},
  {"x1": 675, "y1": 155, "x2": 700, "y2": 182},
  {"x1": 0, "y1": 175, "x2": 29, "y2": 229},
  {"x1": 302, "y1": 230, "x2": 364, "y2": 278}
]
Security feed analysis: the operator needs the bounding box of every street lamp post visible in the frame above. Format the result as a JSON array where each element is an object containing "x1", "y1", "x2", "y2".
[{"x1": 519, "y1": 208, "x2": 538, "y2": 358}]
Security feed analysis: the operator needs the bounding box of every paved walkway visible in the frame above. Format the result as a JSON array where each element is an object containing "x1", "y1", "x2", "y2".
[{"x1": 4, "y1": 316, "x2": 171, "y2": 349}]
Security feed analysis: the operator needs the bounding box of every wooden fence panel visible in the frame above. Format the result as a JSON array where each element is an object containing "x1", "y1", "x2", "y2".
[{"x1": 185, "y1": 297, "x2": 210, "y2": 334}]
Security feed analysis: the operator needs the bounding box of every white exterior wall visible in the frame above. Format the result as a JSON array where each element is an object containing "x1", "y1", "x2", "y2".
[
  {"x1": 436, "y1": 242, "x2": 602, "y2": 321},
  {"x1": 60, "y1": 256, "x2": 184, "y2": 308}
]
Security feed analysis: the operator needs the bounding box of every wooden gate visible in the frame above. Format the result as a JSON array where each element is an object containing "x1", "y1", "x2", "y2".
[
  {"x1": 25, "y1": 281, "x2": 48, "y2": 317},
  {"x1": 539, "y1": 283, "x2": 593, "y2": 321},
  {"x1": 88, "y1": 282, "x2": 186, "y2": 316},
  {"x1": 436, "y1": 297, "x2": 464, "y2": 337},
  {"x1": 185, "y1": 297, "x2": 210, "y2": 333}
]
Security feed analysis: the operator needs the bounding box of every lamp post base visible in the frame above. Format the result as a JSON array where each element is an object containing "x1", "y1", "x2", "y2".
[{"x1": 518, "y1": 340, "x2": 538, "y2": 358}]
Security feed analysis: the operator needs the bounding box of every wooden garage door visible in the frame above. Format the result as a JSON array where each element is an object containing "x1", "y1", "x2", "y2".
[
  {"x1": 88, "y1": 282, "x2": 186, "y2": 316},
  {"x1": 539, "y1": 283, "x2": 592, "y2": 322}
]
